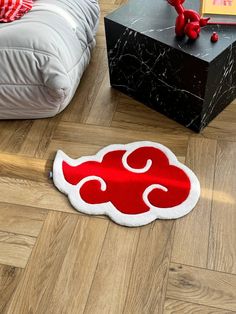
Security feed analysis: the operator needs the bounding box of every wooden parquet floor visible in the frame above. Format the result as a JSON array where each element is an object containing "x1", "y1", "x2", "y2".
[{"x1": 0, "y1": 1, "x2": 236, "y2": 313}]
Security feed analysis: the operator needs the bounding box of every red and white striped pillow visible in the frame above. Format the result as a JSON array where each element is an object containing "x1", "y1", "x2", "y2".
[{"x1": 0, "y1": 0, "x2": 33, "y2": 22}]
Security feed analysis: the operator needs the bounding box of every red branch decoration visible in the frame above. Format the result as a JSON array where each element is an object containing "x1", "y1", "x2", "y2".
[{"x1": 167, "y1": 0, "x2": 210, "y2": 40}]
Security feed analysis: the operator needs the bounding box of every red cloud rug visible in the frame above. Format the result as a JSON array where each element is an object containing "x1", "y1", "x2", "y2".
[{"x1": 52, "y1": 141, "x2": 200, "y2": 227}]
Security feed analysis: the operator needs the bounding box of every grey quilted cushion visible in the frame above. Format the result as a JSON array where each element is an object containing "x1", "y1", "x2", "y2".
[{"x1": 0, "y1": 0, "x2": 100, "y2": 119}]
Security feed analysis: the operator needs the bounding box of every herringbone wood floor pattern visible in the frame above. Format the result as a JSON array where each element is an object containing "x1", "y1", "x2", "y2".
[{"x1": 0, "y1": 1, "x2": 236, "y2": 313}]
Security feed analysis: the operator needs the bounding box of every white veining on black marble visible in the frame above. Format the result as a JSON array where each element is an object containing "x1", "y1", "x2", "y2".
[
  {"x1": 200, "y1": 43, "x2": 236, "y2": 129},
  {"x1": 141, "y1": 26, "x2": 175, "y2": 35},
  {"x1": 105, "y1": 0, "x2": 236, "y2": 132},
  {"x1": 106, "y1": 0, "x2": 236, "y2": 63}
]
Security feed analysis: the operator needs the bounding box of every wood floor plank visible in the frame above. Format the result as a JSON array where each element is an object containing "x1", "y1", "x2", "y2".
[
  {"x1": 96, "y1": 34, "x2": 106, "y2": 48},
  {"x1": 99, "y1": 3, "x2": 119, "y2": 19},
  {"x1": 0, "y1": 120, "x2": 32, "y2": 153},
  {"x1": 45, "y1": 139, "x2": 186, "y2": 164},
  {"x1": 44, "y1": 140, "x2": 102, "y2": 160},
  {"x1": 164, "y1": 298, "x2": 235, "y2": 314},
  {"x1": 53, "y1": 122, "x2": 188, "y2": 157},
  {"x1": 85, "y1": 72, "x2": 118, "y2": 126},
  {"x1": 203, "y1": 120, "x2": 236, "y2": 142},
  {"x1": 100, "y1": 0, "x2": 116, "y2": 4},
  {"x1": 0, "y1": 122, "x2": 19, "y2": 150},
  {"x1": 33, "y1": 115, "x2": 62, "y2": 159},
  {"x1": 0, "y1": 176, "x2": 75, "y2": 213},
  {"x1": 0, "y1": 264, "x2": 23, "y2": 314},
  {"x1": 0, "y1": 176, "x2": 120, "y2": 219},
  {"x1": 202, "y1": 101, "x2": 236, "y2": 142},
  {"x1": 171, "y1": 137, "x2": 217, "y2": 268},
  {"x1": 0, "y1": 231, "x2": 36, "y2": 268},
  {"x1": 0, "y1": 153, "x2": 50, "y2": 183},
  {"x1": 61, "y1": 47, "x2": 108, "y2": 123},
  {"x1": 0, "y1": 0, "x2": 235, "y2": 311},
  {"x1": 84, "y1": 223, "x2": 140, "y2": 314},
  {"x1": 114, "y1": 0, "x2": 128, "y2": 4},
  {"x1": 47, "y1": 217, "x2": 108, "y2": 314},
  {"x1": 123, "y1": 221, "x2": 174, "y2": 314},
  {"x1": 207, "y1": 141, "x2": 236, "y2": 274},
  {"x1": 6, "y1": 211, "x2": 79, "y2": 313},
  {"x1": 0, "y1": 203, "x2": 47, "y2": 237},
  {"x1": 19, "y1": 119, "x2": 50, "y2": 157},
  {"x1": 167, "y1": 263, "x2": 236, "y2": 312},
  {"x1": 112, "y1": 95, "x2": 191, "y2": 136}
]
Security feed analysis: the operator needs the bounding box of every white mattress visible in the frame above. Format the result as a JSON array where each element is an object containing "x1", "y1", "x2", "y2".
[{"x1": 0, "y1": 0, "x2": 100, "y2": 119}]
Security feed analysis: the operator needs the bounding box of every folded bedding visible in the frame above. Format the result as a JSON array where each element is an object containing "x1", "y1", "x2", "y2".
[{"x1": 0, "y1": 0, "x2": 100, "y2": 119}]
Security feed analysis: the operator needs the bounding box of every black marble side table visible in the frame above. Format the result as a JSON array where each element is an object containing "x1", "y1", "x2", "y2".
[{"x1": 104, "y1": 0, "x2": 236, "y2": 132}]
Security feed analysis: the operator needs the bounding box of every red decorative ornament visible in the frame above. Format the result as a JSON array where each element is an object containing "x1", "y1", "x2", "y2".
[
  {"x1": 211, "y1": 32, "x2": 219, "y2": 43},
  {"x1": 167, "y1": 0, "x2": 210, "y2": 40}
]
